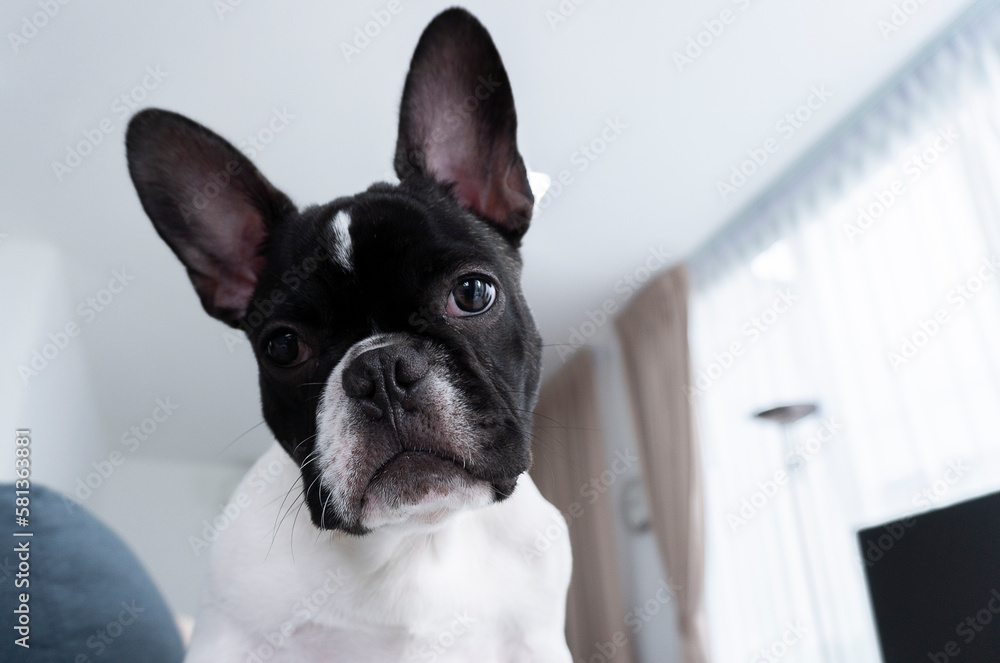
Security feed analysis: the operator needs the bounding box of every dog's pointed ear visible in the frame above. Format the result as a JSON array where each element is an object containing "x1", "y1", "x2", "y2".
[
  {"x1": 126, "y1": 108, "x2": 294, "y2": 327},
  {"x1": 394, "y1": 8, "x2": 533, "y2": 245}
]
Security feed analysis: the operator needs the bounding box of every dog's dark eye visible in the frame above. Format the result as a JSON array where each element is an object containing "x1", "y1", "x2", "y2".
[
  {"x1": 263, "y1": 330, "x2": 312, "y2": 367},
  {"x1": 447, "y1": 277, "x2": 496, "y2": 316}
]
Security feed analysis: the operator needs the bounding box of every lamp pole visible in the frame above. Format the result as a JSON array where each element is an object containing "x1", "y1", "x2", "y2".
[{"x1": 754, "y1": 402, "x2": 832, "y2": 663}]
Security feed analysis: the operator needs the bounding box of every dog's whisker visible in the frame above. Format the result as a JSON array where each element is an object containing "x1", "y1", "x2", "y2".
[
  {"x1": 300, "y1": 453, "x2": 321, "y2": 470},
  {"x1": 289, "y1": 494, "x2": 310, "y2": 558},
  {"x1": 315, "y1": 489, "x2": 338, "y2": 545},
  {"x1": 217, "y1": 419, "x2": 268, "y2": 455},
  {"x1": 266, "y1": 480, "x2": 305, "y2": 560},
  {"x1": 273, "y1": 479, "x2": 300, "y2": 528},
  {"x1": 281, "y1": 487, "x2": 307, "y2": 563},
  {"x1": 293, "y1": 435, "x2": 319, "y2": 455}
]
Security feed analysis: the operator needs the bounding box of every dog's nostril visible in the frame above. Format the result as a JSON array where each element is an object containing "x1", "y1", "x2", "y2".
[
  {"x1": 343, "y1": 367, "x2": 376, "y2": 400},
  {"x1": 343, "y1": 344, "x2": 428, "y2": 419},
  {"x1": 395, "y1": 353, "x2": 429, "y2": 388}
]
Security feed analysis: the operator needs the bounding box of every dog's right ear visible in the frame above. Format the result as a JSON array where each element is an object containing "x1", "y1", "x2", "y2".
[
  {"x1": 394, "y1": 8, "x2": 533, "y2": 246},
  {"x1": 126, "y1": 108, "x2": 294, "y2": 327}
]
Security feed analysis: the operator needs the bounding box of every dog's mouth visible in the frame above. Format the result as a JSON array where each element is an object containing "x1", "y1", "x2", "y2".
[
  {"x1": 366, "y1": 448, "x2": 472, "y2": 490},
  {"x1": 357, "y1": 447, "x2": 493, "y2": 527}
]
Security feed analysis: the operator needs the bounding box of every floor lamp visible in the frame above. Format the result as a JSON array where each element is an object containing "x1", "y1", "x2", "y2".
[{"x1": 754, "y1": 402, "x2": 831, "y2": 662}]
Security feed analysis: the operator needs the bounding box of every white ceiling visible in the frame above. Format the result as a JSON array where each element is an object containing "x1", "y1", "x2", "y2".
[{"x1": 1, "y1": 0, "x2": 980, "y2": 463}]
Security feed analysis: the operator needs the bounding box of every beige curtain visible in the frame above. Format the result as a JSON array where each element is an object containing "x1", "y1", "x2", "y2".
[
  {"x1": 531, "y1": 350, "x2": 635, "y2": 663},
  {"x1": 614, "y1": 265, "x2": 709, "y2": 663}
]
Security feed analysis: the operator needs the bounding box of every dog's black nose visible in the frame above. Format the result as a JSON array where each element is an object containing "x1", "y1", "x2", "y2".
[{"x1": 342, "y1": 344, "x2": 429, "y2": 419}]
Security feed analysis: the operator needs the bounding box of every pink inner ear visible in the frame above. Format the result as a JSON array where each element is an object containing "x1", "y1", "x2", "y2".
[
  {"x1": 213, "y1": 256, "x2": 265, "y2": 316},
  {"x1": 426, "y1": 143, "x2": 515, "y2": 225},
  {"x1": 216, "y1": 209, "x2": 267, "y2": 315},
  {"x1": 183, "y1": 202, "x2": 268, "y2": 319},
  {"x1": 425, "y1": 140, "x2": 476, "y2": 191},
  {"x1": 445, "y1": 166, "x2": 489, "y2": 216}
]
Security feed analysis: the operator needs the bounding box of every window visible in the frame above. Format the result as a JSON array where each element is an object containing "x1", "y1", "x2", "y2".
[{"x1": 689, "y1": 9, "x2": 1000, "y2": 660}]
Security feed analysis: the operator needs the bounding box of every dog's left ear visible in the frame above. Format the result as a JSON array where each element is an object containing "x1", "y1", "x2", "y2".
[{"x1": 394, "y1": 8, "x2": 533, "y2": 245}]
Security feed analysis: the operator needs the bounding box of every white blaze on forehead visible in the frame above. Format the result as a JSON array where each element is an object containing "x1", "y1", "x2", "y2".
[{"x1": 330, "y1": 209, "x2": 353, "y2": 272}]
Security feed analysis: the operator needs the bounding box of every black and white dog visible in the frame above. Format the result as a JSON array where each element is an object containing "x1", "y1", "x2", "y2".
[{"x1": 125, "y1": 7, "x2": 571, "y2": 662}]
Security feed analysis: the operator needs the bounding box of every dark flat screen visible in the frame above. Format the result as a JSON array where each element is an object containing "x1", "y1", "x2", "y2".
[{"x1": 859, "y1": 491, "x2": 1000, "y2": 663}]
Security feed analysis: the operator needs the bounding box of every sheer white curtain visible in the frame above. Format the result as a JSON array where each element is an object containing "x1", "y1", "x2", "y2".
[{"x1": 688, "y1": 5, "x2": 1000, "y2": 661}]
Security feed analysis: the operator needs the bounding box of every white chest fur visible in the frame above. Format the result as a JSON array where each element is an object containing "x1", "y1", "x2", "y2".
[{"x1": 185, "y1": 444, "x2": 572, "y2": 662}]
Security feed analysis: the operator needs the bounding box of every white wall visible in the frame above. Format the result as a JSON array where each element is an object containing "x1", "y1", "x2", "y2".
[{"x1": 0, "y1": 240, "x2": 108, "y2": 493}]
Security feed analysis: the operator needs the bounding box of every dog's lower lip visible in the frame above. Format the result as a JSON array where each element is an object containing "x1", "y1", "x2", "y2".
[
  {"x1": 367, "y1": 449, "x2": 469, "y2": 485},
  {"x1": 359, "y1": 449, "x2": 478, "y2": 514}
]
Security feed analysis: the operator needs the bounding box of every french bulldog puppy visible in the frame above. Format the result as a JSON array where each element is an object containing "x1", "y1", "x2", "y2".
[{"x1": 125, "y1": 7, "x2": 571, "y2": 662}]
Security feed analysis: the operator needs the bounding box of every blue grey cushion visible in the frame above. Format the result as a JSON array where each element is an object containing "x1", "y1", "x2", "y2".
[{"x1": 0, "y1": 483, "x2": 184, "y2": 663}]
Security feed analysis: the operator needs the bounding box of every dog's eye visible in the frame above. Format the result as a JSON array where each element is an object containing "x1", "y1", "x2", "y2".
[
  {"x1": 447, "y1": 277, "x2": 496, "y2": 316},
  {"x1": 263, "y1": 330, "x2": 312, "y2": 367}
]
